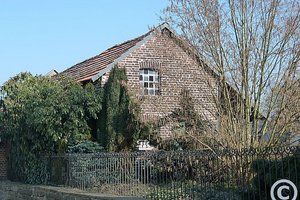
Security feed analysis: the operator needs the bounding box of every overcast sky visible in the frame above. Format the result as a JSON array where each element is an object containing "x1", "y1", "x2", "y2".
[{"x1": 0, "y1": 0, "x2": 168, "y2": 85}]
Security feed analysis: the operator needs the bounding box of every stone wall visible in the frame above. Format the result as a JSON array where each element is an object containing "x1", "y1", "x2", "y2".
[
  {"x1": 117, "y1": 30, "x2": 218, "y2": 138},
  {"x1": 0, "y1": 181, "x2": 144, "y2": 200}
]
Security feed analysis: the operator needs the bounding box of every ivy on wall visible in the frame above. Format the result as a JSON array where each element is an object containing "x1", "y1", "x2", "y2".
[{"x1": 150, "y1": 88, "x2": 209, "y2": 150}]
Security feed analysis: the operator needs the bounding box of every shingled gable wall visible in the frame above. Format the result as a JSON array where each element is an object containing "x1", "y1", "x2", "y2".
[{"x1": 104, "y1": 30, "x2": 218, "y2": 138}]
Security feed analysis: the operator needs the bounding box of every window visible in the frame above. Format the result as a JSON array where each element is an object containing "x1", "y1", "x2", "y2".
[{"x1": 139, "y1": 69, "x2": 159, "y2": 95}]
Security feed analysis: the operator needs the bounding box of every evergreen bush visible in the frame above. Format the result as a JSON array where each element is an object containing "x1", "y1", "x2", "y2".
[{"x1": 98, "y1": 66, "x2": 144, "y2": 152}]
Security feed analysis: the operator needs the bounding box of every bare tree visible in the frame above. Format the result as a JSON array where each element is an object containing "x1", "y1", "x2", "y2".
[
  {"x1": 163, "y1": 0, "x2": 300, "y2": 149},
  {"x1": 271, "y1": 71, "x2": 300, "y2": 144}
]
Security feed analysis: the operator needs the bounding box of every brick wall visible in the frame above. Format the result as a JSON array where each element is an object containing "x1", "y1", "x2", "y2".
[
  {"x1": 0, "y1": 143, "x2": 7, "y2": 180},
  {"x1": 116, "y1": 30, "x2": 218, "y2": 138}
]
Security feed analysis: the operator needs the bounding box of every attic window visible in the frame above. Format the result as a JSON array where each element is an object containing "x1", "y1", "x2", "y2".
[{"x1": 139, "y1": 69, "x2": 159, "y2": 95}]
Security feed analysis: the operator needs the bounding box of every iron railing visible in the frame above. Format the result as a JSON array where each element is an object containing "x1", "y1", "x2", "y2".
[{"x1": 47, "y1": 147, "x2": 300, "y2": 199}]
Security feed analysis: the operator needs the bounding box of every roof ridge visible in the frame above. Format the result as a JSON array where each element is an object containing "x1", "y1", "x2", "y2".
[{"x1": 104, "y1": 31, "x2": 151, "y2": 53}]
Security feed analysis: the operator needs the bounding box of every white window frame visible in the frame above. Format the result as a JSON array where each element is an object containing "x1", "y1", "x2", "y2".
[{"x1": 139, "y1": 69, "x2": 159, "y2": 96}]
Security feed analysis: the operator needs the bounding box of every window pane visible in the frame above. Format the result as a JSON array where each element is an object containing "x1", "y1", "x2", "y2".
[
  {"x1": 144, "y1": 69, "x2": 148, "y2": 74},
  {"x1": 139, "y1": 75, "x2": 143, "y2": 81},
  {"x1": 155, "y1": 89, "x2": 159, "y2": 95},
  {"x1": 155, "y1": 76, "x2": 159, "y2": 82},
  {"x1": 149, "y1": 70, "x2": 154, "y2": 75},
  {"x1": 149, "y1": 89, "x2": 154, "y2": 95},
  {"x1": 144, "y1": 76, "x2": 149, "y2": 81},
  {"x1": 144, "y1": 82, "x2": 148, "y2": 87},
  {"x1": 144, "y1": 89, "x2": 148, "y2": 95},
  {"x1": 149, "y1": 83, "x2": 153, "y2": 88},
  {"x1": 149, "y1": 76, "x2": 153, "y2": 81}
]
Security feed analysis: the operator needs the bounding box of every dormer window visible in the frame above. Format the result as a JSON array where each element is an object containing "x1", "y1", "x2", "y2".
[{"x1": 139, "y1": 69, "x2": 159, "y2": 95}]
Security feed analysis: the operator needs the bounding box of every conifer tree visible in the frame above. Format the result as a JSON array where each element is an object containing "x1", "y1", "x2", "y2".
[{"x1": 98, "y1": 66, "x2": 142, "y2": 152}]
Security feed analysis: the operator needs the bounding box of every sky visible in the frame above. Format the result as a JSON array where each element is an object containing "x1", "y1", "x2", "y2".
[{"x1": 0, "y1": 0, "x2": 169, "y2": 85}]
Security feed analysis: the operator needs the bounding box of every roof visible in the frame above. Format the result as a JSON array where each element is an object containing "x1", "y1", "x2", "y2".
[
  {"x1": 58, "y1": 23, "x2": 217, "y2": 82},
  {"x1": 59, "y1": 31, "x2": 151, "y2": 82}
]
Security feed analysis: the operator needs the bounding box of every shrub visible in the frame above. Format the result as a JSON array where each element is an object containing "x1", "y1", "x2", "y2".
[
  {"x1": 249, "y1": 149, "x2": 300, "y2": 199},
  {"x1": 67, "y1": 140, "x2": 104, "y2": 153},
  {"x1": 1, "y1": 73, "x2": 101, "y2": 183}
]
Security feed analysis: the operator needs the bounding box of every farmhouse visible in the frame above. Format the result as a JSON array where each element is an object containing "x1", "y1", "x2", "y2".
[{"x1": 59, "y1": 23, "x2": 218, "y2": 138}]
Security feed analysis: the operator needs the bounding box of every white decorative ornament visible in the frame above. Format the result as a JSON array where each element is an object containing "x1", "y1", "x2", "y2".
[{"x1": 270, "y1": 179, "x2": 298, "y2": 200}]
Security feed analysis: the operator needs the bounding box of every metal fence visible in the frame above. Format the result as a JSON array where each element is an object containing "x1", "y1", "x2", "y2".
[{"x1": 47, "y1": 147, "x2": 300, "y2": 199}]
